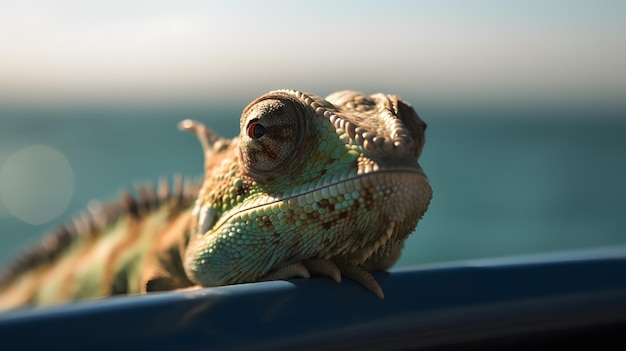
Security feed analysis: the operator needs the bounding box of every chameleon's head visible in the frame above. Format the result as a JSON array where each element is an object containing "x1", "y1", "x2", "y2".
[
  {"x1": 238, "y1": 90, "x2": 427, "y2": 184},
  {"x1": 183, "y1": 90, "x2": 432, "y2": 289}
]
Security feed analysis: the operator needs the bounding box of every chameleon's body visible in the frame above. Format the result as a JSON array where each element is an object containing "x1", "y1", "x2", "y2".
[{"x1": 0, "y1": 90, "x2": 432, "y2": 310}]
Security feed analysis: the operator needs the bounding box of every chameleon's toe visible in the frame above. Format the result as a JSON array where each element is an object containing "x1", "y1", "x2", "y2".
[
  {"x1": 336, "y1": 263, "x2": 385, "y2": 299},
  {"x1": 304, "y1": 259, "x2": 384, "y2": 299},
  {"x1": 259, "y1": 259, "x2": 342, "y2": 283},
  {"x1": 303, "y1": 259, "x2": 342, "y2": 283},
  {"x1": 261, "y1": 260, "x2": 384, "y2": 298},
  {"x1": 260, "y1": 262, "x2": 311, "y2": 281}
]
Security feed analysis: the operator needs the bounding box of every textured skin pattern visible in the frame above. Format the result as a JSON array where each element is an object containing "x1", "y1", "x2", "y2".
[{"x1": 0, "y1": 90, "x2": 432, "y2": 309}]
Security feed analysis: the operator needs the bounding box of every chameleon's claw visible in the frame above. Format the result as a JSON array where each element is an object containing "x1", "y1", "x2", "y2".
[
  {"x1": 336, "y1": 263, "x2": 385, "y2": 299},
  {"x1": 303, "y1": 259, "x2": 384, "y2": 299},
  {"x1": 259, "y1": 259, "x2": 341, "y2": 285},
  {"x1": 260, "y1": 262, "x2": 310, "y2": 281},
  {"x1": 303, "y1": 259, "x2": 342, "y2": 283},
  {"x1": 260, "y1": 260, "x2": 383, "y2": 299}
]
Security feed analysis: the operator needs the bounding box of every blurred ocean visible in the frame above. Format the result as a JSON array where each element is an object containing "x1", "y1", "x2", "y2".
[{"x1": 1, "y1": 101, "x2": 625, "y2": 269}]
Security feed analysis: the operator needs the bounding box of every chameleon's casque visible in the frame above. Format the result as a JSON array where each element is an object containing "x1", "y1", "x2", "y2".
[{"x1": 0, "y1": 90, "x2": 432, "y2": 309}]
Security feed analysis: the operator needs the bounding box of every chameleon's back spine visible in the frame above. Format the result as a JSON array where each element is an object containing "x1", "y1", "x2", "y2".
[{"x1": 0, "y1": 176, "x2": 198, "y2": 309}]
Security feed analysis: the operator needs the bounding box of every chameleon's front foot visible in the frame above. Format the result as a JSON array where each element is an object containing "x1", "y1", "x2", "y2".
[{"x1": 260, "y1": 259, "x2": 384, "y2": 299}]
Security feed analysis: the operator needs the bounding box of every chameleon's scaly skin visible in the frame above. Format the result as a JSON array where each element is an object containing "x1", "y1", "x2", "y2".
[{"x1": 0, "y1": 90, "x2": 432, "y2": 309}]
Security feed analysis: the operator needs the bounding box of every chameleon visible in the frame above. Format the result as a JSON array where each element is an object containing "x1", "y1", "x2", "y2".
[{"x1": 0, "y1": 89, "x2": 432, "y2": 310}]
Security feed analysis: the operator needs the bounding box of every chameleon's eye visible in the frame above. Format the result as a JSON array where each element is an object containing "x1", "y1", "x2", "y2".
[
  {"x1": 239, "y1": 95, "x2": 308, "y2": 176},
  {"x1": 246, "y1": 121, "x2": 266, "y2": 139}
]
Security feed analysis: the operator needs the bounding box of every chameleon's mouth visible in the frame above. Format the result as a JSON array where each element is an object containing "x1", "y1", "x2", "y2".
[{"x1": 203, "y1": 167, "x2": 429, "y2": 235}]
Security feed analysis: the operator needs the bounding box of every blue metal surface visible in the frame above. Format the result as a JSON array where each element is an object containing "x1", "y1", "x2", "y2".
[{"x1": 1, "y1": 246, "x2": 625, "y2": 350}]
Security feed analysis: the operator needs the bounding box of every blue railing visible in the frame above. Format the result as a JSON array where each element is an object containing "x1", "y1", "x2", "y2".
[{"x1": 1, "y1": 246, "x2": 625, "y2": 350}]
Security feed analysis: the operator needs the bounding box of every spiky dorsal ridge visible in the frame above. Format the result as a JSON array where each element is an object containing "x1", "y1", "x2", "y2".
[{"x1": 0, "y1": 175, "x2": 201, "y2": 289}]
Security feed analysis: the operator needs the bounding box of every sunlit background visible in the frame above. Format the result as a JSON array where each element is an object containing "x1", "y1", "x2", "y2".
[{"x1": 1, "y1": 0, "x2": 625, "y2": 268}]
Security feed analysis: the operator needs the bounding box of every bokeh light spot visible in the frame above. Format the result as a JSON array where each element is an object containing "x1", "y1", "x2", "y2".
[{"x1": 0, "y1": 145, "x2": 75, "y2": 225}]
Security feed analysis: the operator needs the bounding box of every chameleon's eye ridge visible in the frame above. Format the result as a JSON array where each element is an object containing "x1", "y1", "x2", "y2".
[{"x1": 247, "y1": 122, "x2": 266, "y2": 139}]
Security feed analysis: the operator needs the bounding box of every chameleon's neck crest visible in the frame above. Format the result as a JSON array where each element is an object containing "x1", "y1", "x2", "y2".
[{"x1": 178, "y1": 119, "x2": 223, "y2": 154}]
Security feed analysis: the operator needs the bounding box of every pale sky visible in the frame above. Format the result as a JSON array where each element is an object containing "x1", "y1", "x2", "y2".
[{"x1": 0, "y1": 0, "x2": 624, "y2": 106}]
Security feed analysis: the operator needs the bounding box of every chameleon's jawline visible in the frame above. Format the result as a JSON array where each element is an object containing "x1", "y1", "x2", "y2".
[{"x1": 204, "y1": 168, "x2": 428, "y2": 235}]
